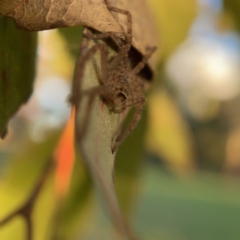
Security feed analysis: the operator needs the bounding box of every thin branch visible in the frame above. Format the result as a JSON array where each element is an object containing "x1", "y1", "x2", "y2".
[{"x1": 0, "y1": 159, "x2": 54, "y2": 240}]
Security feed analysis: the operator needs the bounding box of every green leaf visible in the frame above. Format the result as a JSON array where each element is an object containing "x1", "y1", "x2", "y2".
[
  {"x1": 115, "y1": 110, "x2": 148, "y2": 214},
  {"x1": 0, "y1": 16, "x2": 37, "y2": 137},
  {"x1": 51, "y1": 160, "x2": 93, "y2": 240}
]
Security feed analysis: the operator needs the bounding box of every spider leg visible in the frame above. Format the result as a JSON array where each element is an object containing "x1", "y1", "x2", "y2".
[
  {"x1": 105, "y1": 0, "x2": 132, "y2": 50},
  {"x1": 112, "y1": 98, "x2": 145, "y2": 153},
  {"x1": 104, "y1": 0, "x2": 133, "y2": 71},
  {"x1": 126, "y1": 97, "x2": 145, "y2": 108},
  {"x1": 77, "y1": 85, "x2": 110, "y2": 142},
  {"x1": 69, "y1": 43, "x2": 108, "y2": 106},
  {"x1": 130, "y1": 46, "x2": 157, "y2": 77},
  {"x1": 83, "y1": 31, "x2": 124, "y2": 48}
]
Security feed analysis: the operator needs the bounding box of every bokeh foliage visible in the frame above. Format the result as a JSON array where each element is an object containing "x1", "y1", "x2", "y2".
[
  {"x1": 0, "y1": 16, "x2": 37, "y2": 137},
  {"x1": 3, "y1": 0, "x2": 240, "y2": 240},
  {"x1": 148, "y1": 0, "x2": 197, "y2": 58},
  {"x1": 224, "y1": 0, "x2": 240, "y2": 31}
]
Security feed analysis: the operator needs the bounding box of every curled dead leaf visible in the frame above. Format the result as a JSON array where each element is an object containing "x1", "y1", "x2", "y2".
[{"x1": 0, "y1": 0, "x2": 159, "y2": 70}]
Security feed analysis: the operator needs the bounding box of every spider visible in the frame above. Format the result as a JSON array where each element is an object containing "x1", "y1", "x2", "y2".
[{"x1": 70, "y1": 0, "x2": 156, "y2": 153}]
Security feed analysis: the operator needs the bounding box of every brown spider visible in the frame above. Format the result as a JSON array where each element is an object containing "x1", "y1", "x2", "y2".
[{"x1": 71, "y1": 0, "x2": 156, "y2": 153}]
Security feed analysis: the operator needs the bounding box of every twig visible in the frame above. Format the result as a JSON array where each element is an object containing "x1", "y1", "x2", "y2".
[{"x1": 0, "y1": 159, "x2": 54, "y2": 240}]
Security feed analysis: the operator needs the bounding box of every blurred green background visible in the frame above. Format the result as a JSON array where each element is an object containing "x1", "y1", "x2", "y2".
[{"x1": 2, "y1": 0, "x2": 240, "y2": 239}]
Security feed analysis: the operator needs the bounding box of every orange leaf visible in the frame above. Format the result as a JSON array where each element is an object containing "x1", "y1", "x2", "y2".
[{"x1": 54, "y1": 108, "x2": 75, "y2": 197}]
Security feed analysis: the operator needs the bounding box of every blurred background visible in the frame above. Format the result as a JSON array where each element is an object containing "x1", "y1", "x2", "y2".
[{"x1": 1, "y1": 0, "x2": 240, "y2": 239}]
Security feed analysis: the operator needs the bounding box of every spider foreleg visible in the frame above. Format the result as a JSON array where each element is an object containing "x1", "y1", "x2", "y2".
[
  {"x1": 77, "y1": 85, "x2": 110, "y2": 142},
  {"x1": 112, "y1": 99, "x2": 145, "y2": 153},
  {"x1": 104, "y1": 0, "x2": 132, "y2": 51},
  {"x1": 69, "y1": 43, "x2": 107, "y2": 106}
]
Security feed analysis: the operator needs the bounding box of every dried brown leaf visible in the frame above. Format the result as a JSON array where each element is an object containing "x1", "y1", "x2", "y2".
[
  {"x1": 0, "y1": 0, "x2": 159, "y2": 69},
  {"x1": 0, "y1": 0, "x2": 121, "y2": 32}
]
